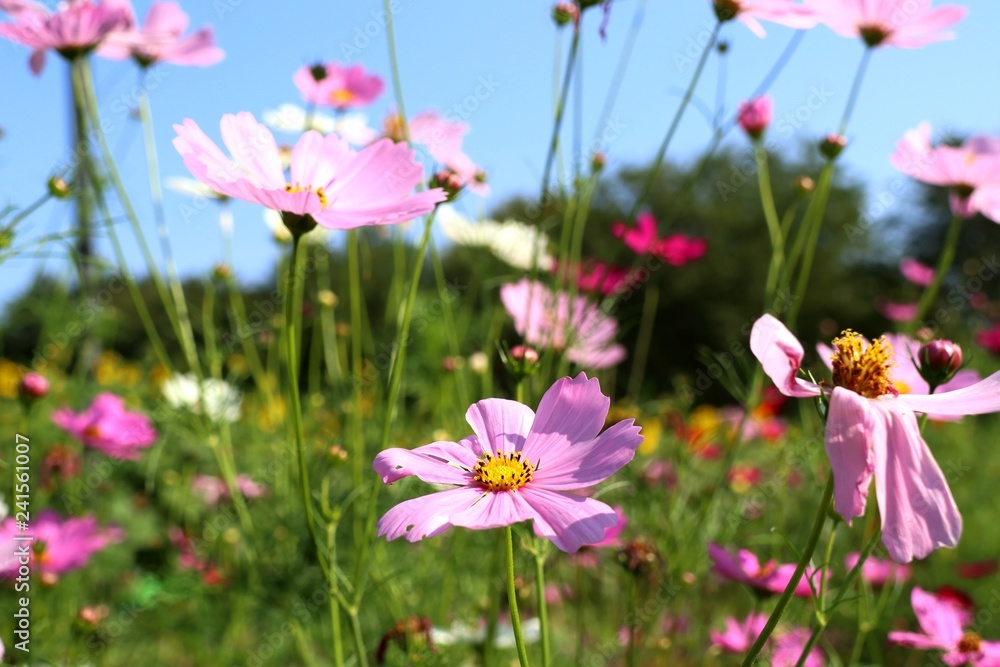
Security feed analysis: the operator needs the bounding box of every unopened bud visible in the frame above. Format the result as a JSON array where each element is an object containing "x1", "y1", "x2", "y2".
[
  {"x1": 317, "y1": 289, "x2": 338, "y2": 308},
  {"x1": 19, "y1": 371, "x2": 50, "y2": 399},
  {"x1": 737, "y1": 96, "x2": 772, "y2": 140},
  {"x1": 503, "y1": 343, "x2": 541, "y2": 381},
  {"x1": 591, "y1": 151, "x2": 607, "y2": 173},
  {"x1": 819, "y1": 133, "x2": 848, "y2": 160},
  {"x1": 48, "y1": 176, "x2": 71, "y2": 199},
  {"x1": 918, "y1": 340, "x2": 963, "y2": 388},
  {"x1": 430, "y1": 169, "x2": 465, "y2": 202},
  {"x1": 213, "y1": 263, "x2": 231, "y2": 281},
  {"x1": 795, "y1": 176, "x2": 815, "y2": 195},
  {"x1": 552, "y1": 1, "x2": 579, "y2": 26}
]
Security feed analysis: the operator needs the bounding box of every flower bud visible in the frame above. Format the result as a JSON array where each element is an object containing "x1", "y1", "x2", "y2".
[
  {"x1": 19, "y1": 371, "x2": 49, "y2": 399},
  {"x1": 468, "y1": 351, "x2": 489, "y2": 375},
  {"x1": 552, "y1": 2, "x2": 579, "y2": 26},
  {"x1": 918, "y1": 340, "x2": 963, "y2": 387},
  {"x1": 430, "y1": 169, "x2": 464, "y2": 202},
  {"x1": 819, "y1": 133, "x2": 848, "y2": 160},
  {"x1": 317, "y1": 289, "x2": 338, "y2": 308},
  {"x1": 308, "y1": 63, "x2": 328, "y2": 82},
  {"x1": 212, "y1": 263, "x2": 231, "y2": 281},
  {"x1": 48, "y1": 176, "x2": 71, "y2": 199},
  {"x1": 713, "y1": 0, "x2": 741, "y2": 22},
  {"x1": 510, "y1": 345, "x2": 539, "y2": 364},
  {"x1": 737, "y1": 96, "x2": 772, "y2": 140},
  {"x1": 591, "y1": 151, "x2": 607, "y2": 173},
  {"x1": 794, "y1": 176, "x2": 815, "y2": 195},
  {"x1": 503, "y1": 343, "x2": 540, "y2": 381}
]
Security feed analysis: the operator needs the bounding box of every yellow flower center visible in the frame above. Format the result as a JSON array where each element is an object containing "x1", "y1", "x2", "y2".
[
  {"x1": 284, "y1": 183, "x2": 328, "y2": 209},
  {"x1": 473, "y1": 450, "x2": 535, "y2": 492},
  {"x1": 958, "y1": 631, "x2": 982, "y2": 653},
  {"x1": 831, "y1": 330, "x2": 896, "y2": 399},
  {"x1": 330, "y1": 89, "x2": 355, "y2": 106},
  {"x1": 83, "y1": 425, "x2": 102, "y2": 440}
]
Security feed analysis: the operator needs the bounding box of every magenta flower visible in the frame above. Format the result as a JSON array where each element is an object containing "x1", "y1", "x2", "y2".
[
  {"x1": 844, "y1": 552, "x2": 911, "y2": 587},
  {"x1": 0, "y1": 510, "x2": 121, "y2": 582},
  {"x1": 500, "y1": 278, "x2": 627, "y2": 369},
  {"x1": 192, "y1": 474, "x2": 268, "y2": 506},
  {"x1": 52, "y1": 392, "x2": 157, "y2": 460},
  {"x1": 559, "y1": 260, "x2": 637, "y2": 296},
  {"x1": 889, "y1": 587, "x2": 1000, "y2": 665},
  {"x1": 406, "y1": 110, "x2": 488, "y2": 196},
  {"x1": 817, "y1": 332, "x2": 980, "y2": 421},
  {"x1": 708, "y1": 542, "x2": 818, "y2": 597},
  {"x1": 374, "y1": 373, "x2": 643, "y2": 553},
  {"x1": 98, "y1": 1, "x2": 223, "y2": 67},
  {"x1": 752, "y1": 314, "x2": 1000, "y2": 562},
  {"x1": 611, "y1": 213, "x2": 708, "y2": 265},
  {"x1": 712, "y1": 0, "x2": 818, "y2": 37},
  {"x1": 294, "y1": 62, "x2": 384, "y2": 110},
  {"x1": 772, "y1": 628, "x2": 826, "y2": 667},
  {"x1": 586, "y1": 505, "x2": 627, "y2": 548},
  {"x1": 710, "y1": 613, "x2": 768, "y2": 652},
  {"x1": 875, "y1": 298, "x2": 918, "y2": 322},
  {"x1": 0, "y1": 0, "x2": 131, "y2": 74},
  {"x1": 901, "y1": 257, "x2": 935, "y2": 286},
  {"x1": 976, "y1": 324, "x2": 1000, "y2": 355},
  {"x1": 738, "y1": 95, "x2": 773, "y2": 139},
  {"x1": 805, "y1": 0, "x2": 966, "y2": 48},
  {"x1": 891, "y1": 123, "x2": 1000, "y2": 220},
  {"x1": 173, "y1": 112, "x2": 445, "y2": 231}
]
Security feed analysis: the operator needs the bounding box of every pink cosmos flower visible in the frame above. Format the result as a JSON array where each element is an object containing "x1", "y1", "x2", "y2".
[
  {"x1": 404, "y1": 110, "x2": 488, "y2": 196},
  {"x1": 585, "y1": 505, "x2": 627, "y2": 549},
  {"x1": 976, "y1": 325, "x2": 1000, "y2": 355},
  {"x1": 817, "y1": 332, "x2": 981, "y2": 421},
  {"x1": 556, "y1": 260, "x2": 637, "y2": 296},
  {"x1": 901, "y1": 257, "x2": 935, "y2": 286},
  {"x1": 805, "y1": 0, "x2": 966, "y2": 48},
  {"x1": 191, "y1": 474, "x2": 268, "y2": 506},
  {"x1": 738, "y1": 96, "x2": 773, "y2": 139},
  {"x1": 712, "y1": 0, "x2": 818, "y2": 38},
  {"x1": 844, "y1": 552, "x2": 911, "y2": 586},
  {"x1": 0, "y1": 0, "x2": 131, "y2": 74},
  {"x1": 52, "y1": 392, "x2": 157, "y2": 460},
  {"x1": 500, "y1": 279, "x2": 627, "y2": 369},
  {"x1": 889, "y1": 587, "x2": 1000, "y2": 665},
  {"x1": 752, "y1": 314, "x2": 1000, "y2": 562},
  {"x1": 772, "y1": 628, "x2": 826, "y2": 667},
  {"x1": 98, "y1": 1, "x2": 223, "y2": 67},
  {"x1": 708, "y1": 542, "x2": 818, "y2": 597},
  {"x1": 611, "y1": 213, "x2": 708, "y2": 265},
  {"x1": 876, "y1": 299, "x2": 918, "y2": 323},
  {"x1": 0, "y1": 510, "x2": 121, "y2": 582},
  {"x1": 710, "y1": 613, "x2": 768, "y2": 653},
  {"x1": 374, "y1": 373, "x2": 644, "y2": 553},
  {"x1": 173, "y1": 112, "x2": 445, "y2": 231},
  {"x1": 294, "y1": 62, "x2": 384, "y2": 110},
  {"x1": 658, "y1": 233, "x2": 709, "y2": 266},
  {"x1": 891, "y1": 123, "x2": 1000, "y2": 220}
]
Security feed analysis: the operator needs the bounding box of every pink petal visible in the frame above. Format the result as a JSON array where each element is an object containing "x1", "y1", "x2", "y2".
[
  {"x1": 873, "y1": 403, "x2": 962, "y2": 563},
  {"x1": 290, "y1": 130, "x2": 352, "y2": 191},
  {"x1": 910, "y1": 586, "x2": 965, "y2": 647},
  {"x1": 376, "y1": 486, "x2": 484, "y2": 543},
  {"x1": 530, "y1": 419, "x2": 643, "y2": 491},
  {"x1": 898, "y1": 371, "x2": 1000, "y2": 416},
  {"x1": 218, "y1": 112, "x2": 285, "y2": 190},
  {"x1": 29, "y1": 48, "x2": 45, "y2": 75},
  {"x1": 825, "y1": 387, "x2": 879, "y2": 522},
  {"x1": 449, "y1": 489, "x2": 535, "y2": 531},
  {"x1": 465, "y1": 398, "x2": 534, "y2": 456},
  {"x1": 521, "y1": 373, "x2": 609, "y2": 464},
  {"x1": 373, "y1": 437, "x2": 479, "y2": 486},
  {"x1": 520, "y1": 487, "x2": 616, "y2": 553},
  {"x1": 750, "y1": 314, "x2": 823, "y2": 398}
]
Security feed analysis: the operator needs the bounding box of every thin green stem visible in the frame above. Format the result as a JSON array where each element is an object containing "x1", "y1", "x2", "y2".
[
  {"x1": 430, "y1": 237, "x2": 469, "y2": 407},
  {"x1": 626, "y1": 283, "x2": 659, "y2": 400},
  {"x1": 534, "y1": 550, "x2": 551, "y2": 667},
  {"x1": 912, "y1": 214, "x2": 963, "y2": 325},
  {"x1": 541, "y1": 28, "x2": 581, "y2": 205},
  {"x1": 348, "y1": 608, "x2": 369, "y2": 667},
  {"x1": 506, "y1": 526, "x2": 531, "y2": 667},
  {"x1": 838, "y1": 48, "x2": 873, "y2": 135},
  {"x1": 740, "y1": 477, "x2": 834, "y2": 666},
  {"x1": 594, "y1": 0, "x2": 650, "y2": 148},
  {"x1": 482, "y1": 531, "x2": 504, "y2": 667},
  {"x1": 626, "y1": 574, "x2": 639, "y2": 667},
  {"x1": 785, "y1": 163, "x2": 834, "y2": 328},
  {"x1": 383, "y1": 0, "x2": 409, "y2": 140},
  {"x1": 328, "y1": 523, "x2": 345, "y2": 667},
  {"x1": 755, "y1": 145, "x2": 785, "y2": 311},
  {"x1": 137, "y1": 83, "x2": 202, "y2": 377},
  {"x1": 628, "y1": 22, "x2": 719, "y2": 220}
]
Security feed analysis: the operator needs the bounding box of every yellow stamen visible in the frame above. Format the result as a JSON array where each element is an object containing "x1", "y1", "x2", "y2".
[
  {"x1": 83, "y1": 425, "x2": 101, "y2": 440},
  {"x1": 958, "y1": 631, "x2": 982, "y2": 653},
  {"x1": 284, "y1": 183, "x2": 328, "y2": 209},
  {"x1": 831, "y1": 330, "x2": 896, "y2": 399},
  {"x1": 331, "y1": 89, "x2": 355, "y2": 106},
  {"x1": 472, "y1": 450, "x2": 534, "y2": 492}
]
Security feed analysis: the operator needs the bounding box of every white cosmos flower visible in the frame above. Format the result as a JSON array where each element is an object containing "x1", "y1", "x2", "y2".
[
  {"x1": 162, "y1": 374, "x2": 243, "y2": 423},
  {"x1": 262, "y1": 103, "x2": 377, "y2": 146},
  {"x1": 165, "y1": 177, "x2": 227, "y2": 201},
  {"x1": 431, "y1": 618, "x2": 540, "y2": 648},
  {"x1": 438, "y1": 205, "x2": 554, "y2": 271}
]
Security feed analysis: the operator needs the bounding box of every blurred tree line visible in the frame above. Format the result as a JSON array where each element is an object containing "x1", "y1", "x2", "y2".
[{"x1": 4, "y1": 145, "x2": 1000, "y2": 403}]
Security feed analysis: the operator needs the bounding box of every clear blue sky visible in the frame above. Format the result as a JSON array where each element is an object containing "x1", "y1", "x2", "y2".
[{"x1": 2, "y1": 0, "x2": 998, "y2": 309}]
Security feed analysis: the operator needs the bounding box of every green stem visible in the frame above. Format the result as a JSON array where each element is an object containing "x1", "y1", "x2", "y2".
[
  {"x1": 540, "y1": 28, "x2": 581, "y2": 205},
  {"x1": 383, "y1": 0, "x2": 409, "y2": 140},
  {"x1": 137, "y1": 83, "x2": 202, "y2": 378},
  {"x1": 626, "y1": 283, "x2": 659, "y2": 400},
  {"x1": 626, "y1": 574, "x2": 639, "y2": 667},
  {"x1": 912, "y1": 215, "x2": 963, "y2": 325},
  {"x1": 348, "y1": 608, "x2": 369, "y2": 667},
  {"x1": 755, "y1": 145, "x2": 785, "y2": 311},
  {"x1": 628, "y1": 22, "x2": 719, "y2": 220},
  {"x1": 315, "y1": 249, "x2": 341, "y2": 384},
  {"x1": 328, "y1": 523, "x2": 345, "y2": 667},
  {"x1": 482, "y1": 531, "x2": 504, "y2": 667},
  {"x1": 534, "y1": 550, "x2": 551, "y2": 667},
  {"x1": 430, "y1": 237, "x2": 469, "y2": 408},
  {"x1": 785, "y1": 163, "x2": 834, "y2": 328},
  {"x1": 740, "y1": 477, "x2": 834, "y2": 666},
  {"x1": 505, "y1": 526, "x2": 531, "y2": 667},
  {"x1": 838, "y1": 48, "x2": 873, "y2": 135}
]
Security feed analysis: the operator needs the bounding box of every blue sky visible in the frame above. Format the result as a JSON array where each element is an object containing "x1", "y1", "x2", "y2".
[{"x1": 2, "y1": 0, "x2": 998, "y2": 309}]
